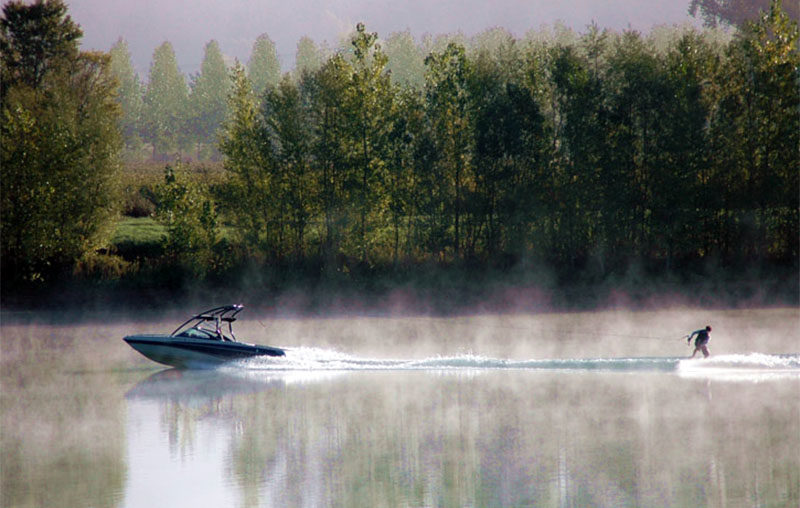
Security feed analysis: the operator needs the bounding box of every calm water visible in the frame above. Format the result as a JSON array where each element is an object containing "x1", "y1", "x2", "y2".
[{"x1": 2, "y1": 307, "x2": 798, "y2": 507}]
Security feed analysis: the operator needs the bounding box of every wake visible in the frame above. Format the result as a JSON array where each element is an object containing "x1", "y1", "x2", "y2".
[{"x1": 236, "y1": 348, "x2": 800, "y2": 378}]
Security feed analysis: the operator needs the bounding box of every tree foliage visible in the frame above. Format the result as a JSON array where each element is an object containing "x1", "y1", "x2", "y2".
[
  {"x1": 109, "y1": 38, "x2": 143, "y2": 154},
  {"x1": 218, "y1": 62, "x2": 272, "y2": 256},
  {"x1": 424, "y1": 42, "x2": 473, "y2": 259},
  {"x1": 707, "y1": 1, "x2": 800, "y2": 261},
  {"x1": 1, "y1": 0, "x2": 121, "y2": 284},
  {"x1": 384, "y1": 30, "x2": 425, "y2": 88},
  {"x1": 295, "y1": 36, "x2": 324, "y2": 77},
  {"x1": 154, "y1": 162, "x2": 220, "y2": 277},
  {"x1": 142, "y1": 42, "x2": 188, "y2": 159},
  {"x1": 189, "y1": 40, "x2": 230, "y2": 159},
  {"x1": 216, "y1": 13, "x2": 797, "y2": 280},
  {"x1": 262, "y1": 76, "x2": 314, "y2": 259},
  {"x1": 5, "y1": 5, "x2": 797, "y2": 289},
  {"x1": 0, "y1": 0, "x2": 80, "y2": 91},
  {"x1": 248, "y1": 33, "x2": 281, "y2": 96},
  {"x1": 689, "y1": 0, "x2": 798, "y2": 28}
]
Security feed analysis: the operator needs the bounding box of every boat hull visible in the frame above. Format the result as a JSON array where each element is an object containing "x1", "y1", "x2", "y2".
[{"x1": 123, "y1": 334, "x2": 285, "y2": 369}]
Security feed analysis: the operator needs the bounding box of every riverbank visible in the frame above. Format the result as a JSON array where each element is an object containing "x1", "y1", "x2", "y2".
[{"x1": 2, "y1": 262, "x2": 797, "y2": 323}]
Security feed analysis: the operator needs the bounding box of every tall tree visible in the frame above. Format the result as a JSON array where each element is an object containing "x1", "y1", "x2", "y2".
[
  {"x1": 346, "y1": 23, "x2": 393, "y2": 262},
  {"x1": 0, "y1": 0, "x2": 80, "y2": 92},
  {"x1": 109, "y1": 38, "x2": 143, "y2": 155},
  {"x1": 218, "y1": 62, "x2": 272, "y2": 255},
  {"x1": 384, "y1": 87, "x2": 424, "y2": 263},
  {"x1": 603, "y1": 32, "x2": 672, "y2": 261},
  {"x1": 657, "y1": 29, "x2": 720, "y2": 267},
  {"x1": 248, "y1": 33, "x2": 281, "y2": 97},
  {"x1": 384, "y1": 30, "x2": 425, "y2": 89},
  {"x1": 547, "y1": 41, "x2": 608, "y2": 269},
  {"x1": 205, "y1": 19, "x2": 798, "y2": 280},
  {"x1": 689, "y1": 0, "x2": 798, "y2": 28},
  {"x1": 1, "y1": 0, "x2": 121, "y2": 284},
  {"x1": 295, "y1": 36, "x2": 323, "y2": 77},
  {"x1": 189, "y1": 40, "x2": 230, "y2": 160},
  {"x1": 424, "y1": 42, "x2": 473, "y2": 260},
  {"x1": 305, "y1": 54, "x2": 352, "y2": 264},
  {"x1": 263, "y1": 76, "x2": 314, "y2": 259},
  {"x1": 142, "y1": 41, "x2": 188, "y2": 160},
  {"x1": 709, "y1": 1, "x2": 799, "y2": 262},
  {"x1": 471, "y1": 53, "x2": 548, "y2": 262},
  {"x1": 154, "y1": 163, "x2": 219, "y2": 278}
]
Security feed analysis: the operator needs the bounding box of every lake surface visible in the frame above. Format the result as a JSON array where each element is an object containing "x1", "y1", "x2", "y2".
[{"x1": 2, "y1": 307, "x2": 798, "y2": 507}]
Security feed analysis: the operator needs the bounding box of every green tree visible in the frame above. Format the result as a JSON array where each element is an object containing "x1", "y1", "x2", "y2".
[
  {"x1": 262, "y1": 76, "x2": 314, "y2": 259},
  {"x1": 142, "y1": 41, "x2": 188, "y2": 160},
  {"x1": 189, "y1": 40, "x2": 230, "y2": 160},
  {"x1": 602, "y1": 32, "x2": 672, "y2": 263},
  {"x1": 1, "y1": 0, "x2": 121, "y2": 284},
  {"x1": 657, "y1": 30, "x2": 720, "y2": 267},
  {"x1": 154, "y1": 163, "x2": 220, "y2": 278},
  {"x1": 346, "y1": 23, "x2": 394, "y2": 262},
  {"x1": 295, "y1": 36, "x2": 323, "y2": 77},
  {"x1": 709, "y1": 1, "x2": 799, "y2": 262},
  {"x1": 109, "y1": 38, "x2": 143, "y2": 156},
  {"x1": 471, "y1": 53, "x2": 548, "y2": 262},
  {"x1": 424, "y1": 42, "x2": 474, "y2": 260},
  {"x1": 0, "y1": 0, "x2": 80, "y2": 92},
  {"x1": 248, "y1": 33, "x2": 281, "y2": 97},
  {"x1": 207, "y1": 19, "x2": 798, "y2": 281},
  {"x1": 689, "y1": 0, "x2": 798, "y2": 28},
  {"x1": 218, "y1": 62, "x2": 272, "y2": 256},
  {"x1": 384, "y1": 30, "x2": 425, "y2": 88},
  {"x1": 384, "y1": 87, "x2": 424, "y2": 263},
  {"x1": 547, "y1": 41, "x2": 607, "y2": 269},
  {"x1": 305, "y1": 54, "x2": 353, "y2": 264}
]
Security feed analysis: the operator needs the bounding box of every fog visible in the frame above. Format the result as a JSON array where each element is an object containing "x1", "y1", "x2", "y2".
[
  {"x1": 239, "y1": 307, "x2": 799, "y2": 361},
  {"x1": 2, "y1": 307, "x2": 798, "y2": 507},
  {"x1": 66, "y1": 0, "x2": 702, "y2": 74},
  {"x1": 31, "y1": 302, "x2": 786, "y2": 365}
]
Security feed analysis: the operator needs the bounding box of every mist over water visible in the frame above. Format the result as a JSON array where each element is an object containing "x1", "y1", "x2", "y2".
[
  {"x1": 234, "y1": 346, "x2": 799, "y2": 378},
  {"x1": 1, "y1": 306, "x2": 798, "y2": 507},
  {"x1": 226, "y1": 305, "x2": 799, "y2": 362}
]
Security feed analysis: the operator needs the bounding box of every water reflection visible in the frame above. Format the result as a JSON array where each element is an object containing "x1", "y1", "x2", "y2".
[
  {"x1": 2, "y1": 308, "x2": 798, "y2": 508},
  {"x1": 121, "y1": 368, "x2": 799, "y2": 508},
  {"x1": 1, "y1": 362, "x2": 128, "y2": 508},
  {"x1": 125, "y1": 368, "x2": 290, "y2": 401}
]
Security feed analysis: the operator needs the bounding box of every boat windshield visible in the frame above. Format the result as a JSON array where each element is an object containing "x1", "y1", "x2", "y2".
[
  {"x1": 171, "y1": 304, "x2": 244, "y2": 342},
  {"x1": 177, "y1": 328, "x2": 218, "y2": 340}
]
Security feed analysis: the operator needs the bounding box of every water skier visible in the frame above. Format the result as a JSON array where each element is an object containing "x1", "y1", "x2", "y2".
[{"x1": 686, "y1": 325, "x2": 712, "y2": 358}]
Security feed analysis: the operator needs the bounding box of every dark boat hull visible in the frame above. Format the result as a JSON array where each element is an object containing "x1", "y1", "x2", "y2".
[{"x1": 123, "y1": 334, "x2": 285, "y2": 369}]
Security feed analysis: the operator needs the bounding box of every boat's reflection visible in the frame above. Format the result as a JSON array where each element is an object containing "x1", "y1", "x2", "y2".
[{"x1": 125, "y1": 366, "x2": 344, "y2": 403}]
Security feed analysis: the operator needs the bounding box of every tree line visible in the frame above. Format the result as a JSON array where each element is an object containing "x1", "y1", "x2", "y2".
[
  {"x1": 106, "y1": 0, "x2": 800, "y2": 164},
  {"x1": 1, "y1": 0, "x2": 798, "y2": 294},
  {"x1": 108, "y1": 0, "x2": 799, "y2": 166},
  {"x1": 111, "y1": 31, "x2": 346, "y2": 161},
  {"x1": 197, "y1": 5, "x2": 795, "y2": 282}
]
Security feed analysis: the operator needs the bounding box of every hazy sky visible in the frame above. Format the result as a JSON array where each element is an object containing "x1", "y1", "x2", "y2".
[{"x1": 65, "y1": 0, "x2": 701, "y2": 76}]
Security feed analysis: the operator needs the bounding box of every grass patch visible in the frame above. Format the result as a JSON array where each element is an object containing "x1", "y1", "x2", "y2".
[
  {"x1": 112, "y1": 217, "x2": 165, "y2": 244},
  {"x1": 120, "y1": 161, "x2": 227, "y2": 217},
  {"x1": 111, "y1": 217, "x2": 165, "y2": 260}
]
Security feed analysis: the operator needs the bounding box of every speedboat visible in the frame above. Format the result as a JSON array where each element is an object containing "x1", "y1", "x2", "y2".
[{"x1": 123, "y1": 304, "x2": 285, "y2": 368}]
